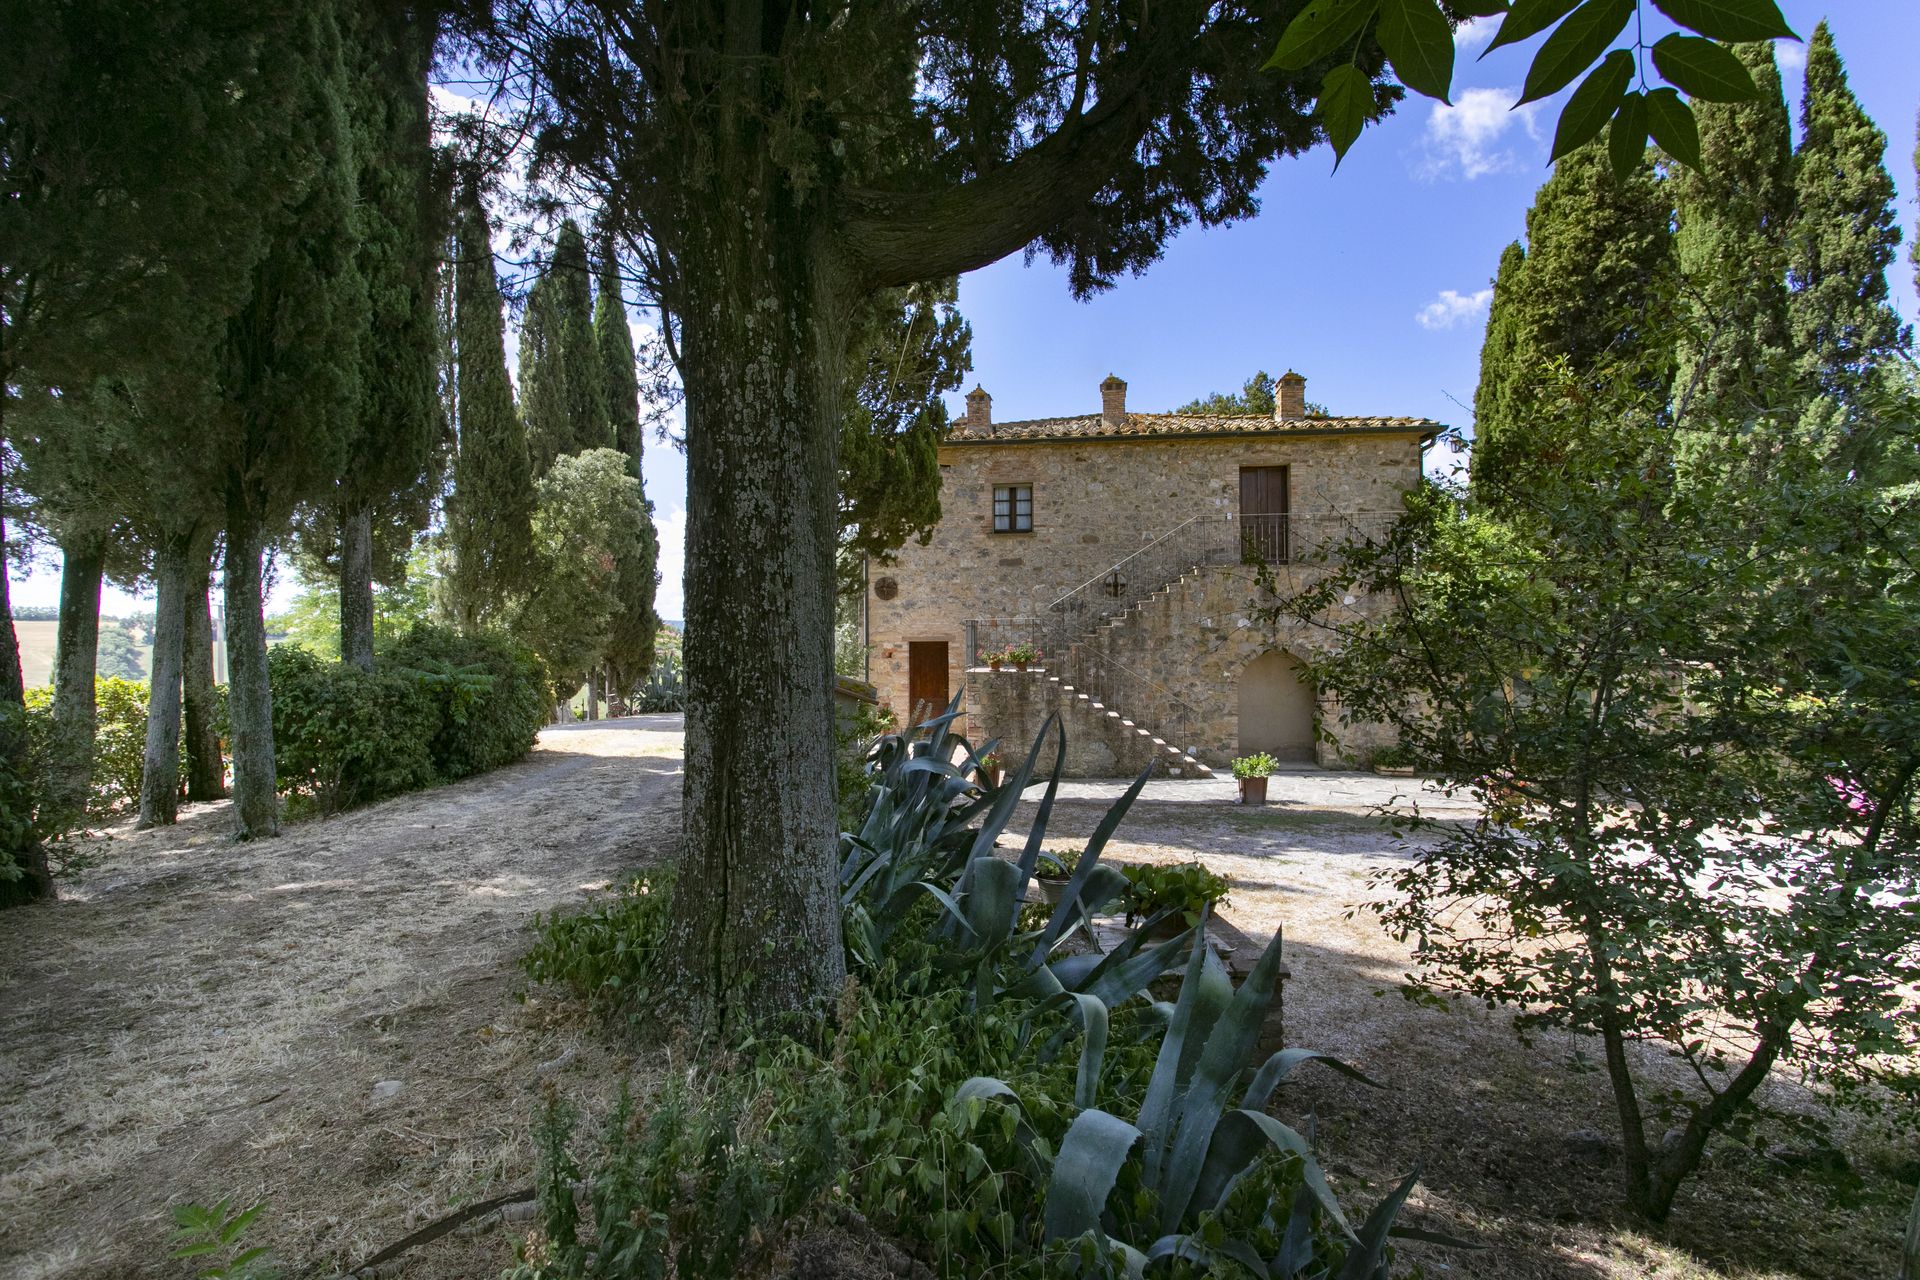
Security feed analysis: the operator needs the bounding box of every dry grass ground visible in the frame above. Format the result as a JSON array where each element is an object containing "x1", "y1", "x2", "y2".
[
  {"x1": 0, "y1": 716, "x2": 685, "y2": 1280},
  {"x1": 6, "y1": 737, "x2": 1911, "y2": 1280},
  {"x1": 1020, "y1": 785, "x2": 1918, "y2": 1280}
]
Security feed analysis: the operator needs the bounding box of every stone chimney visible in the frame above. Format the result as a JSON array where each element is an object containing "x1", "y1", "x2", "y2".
[
  {"x1": 1100, "y1": 373, "x2": 1127, "y2": 425},
  {"x1": 965, "y1": 384, "x2": 991, "y2": 430},
  {"x1": 1275, "y1": 369, "x2": 1307, "y2": 422}
]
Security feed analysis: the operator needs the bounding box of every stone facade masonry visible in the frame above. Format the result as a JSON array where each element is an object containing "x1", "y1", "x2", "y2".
[{"x1": 865, "y1": 401, "x2": 1433, "y2": 773}]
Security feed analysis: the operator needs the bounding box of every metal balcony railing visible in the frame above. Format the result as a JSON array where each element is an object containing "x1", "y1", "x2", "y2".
[{"x1": 964, "y1": 511, "x2": 1399, "y2": 669}]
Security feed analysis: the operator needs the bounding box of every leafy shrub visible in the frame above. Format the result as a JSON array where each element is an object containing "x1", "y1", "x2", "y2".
[
  {"x1": 834, "y1": 701, "x2": 894, "y2": 832},
  {"x1": 23, "y1": 678, "x2": 163, "y2": 815},
  {"x1": 266, "y1": 646, "x2": 438, "y2": 815},
  {"x1": 522, "y1": 868, "x2": 676, "y2": 1025},
  {"x1": 381, "y1": 624, "x2": 547, "y2": 779},
  {"x1": 631, "y1": 645, "x2": 683, "y2": 713},
  {"x1": 520, "y1": 705, "x2": 1439, "y2": 1278},
  {"x1": 1118, "y1": 860, "x2": 1230, "y2": 927}
]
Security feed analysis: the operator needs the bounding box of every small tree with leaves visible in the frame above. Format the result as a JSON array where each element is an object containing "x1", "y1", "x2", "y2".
[{"x1": 1269, "y1": 348, "x2": 1920, "y2": 1222}]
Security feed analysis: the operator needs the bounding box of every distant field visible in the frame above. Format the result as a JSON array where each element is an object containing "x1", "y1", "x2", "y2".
[{"x1": 11, "y1": 619, "x2": 152, "y2": 689}]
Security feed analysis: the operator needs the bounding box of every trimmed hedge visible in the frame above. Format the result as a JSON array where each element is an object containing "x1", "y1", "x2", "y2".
[
  {"x1": 266, "y1": 647, "x2": 439, "y2": 814},
  {"x1": 23, "y1": 678, "x2": 161, "y2": 815},
  {"x1": 381, "y1": 624, "x2": 548, "y2": 779},
  {"x1": 267, "y1": 624, "x2": 548, "y2": 815}
]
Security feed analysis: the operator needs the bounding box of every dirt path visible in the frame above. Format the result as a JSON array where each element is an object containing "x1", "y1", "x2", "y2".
[
  {"x1": 1, "y1": 716, "x2": 685, "y2": 1280},
  {"x1": 1017, "y1": 783, "x2": 1911, "y2": 1280}
]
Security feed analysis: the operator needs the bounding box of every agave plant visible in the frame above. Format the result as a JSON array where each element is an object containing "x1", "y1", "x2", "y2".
[
  {"x1": 838, "y1": 694, "x2": 1002, "y2": 964},
  {"x1": 953, "y1": 917, "x2": 1437, "y2": 1278}
]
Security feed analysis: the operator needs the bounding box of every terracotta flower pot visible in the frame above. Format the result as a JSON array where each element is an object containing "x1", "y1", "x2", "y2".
[
  {"x1": 1015, "y1": 660, "x2": 1030, "y2": 671},
  {"x1": 1238, "y1": 776, "x2": 1269, "y2": 805},
  {"x1": 989, "y1": 660, "x2": 1003, "y2": 671}
]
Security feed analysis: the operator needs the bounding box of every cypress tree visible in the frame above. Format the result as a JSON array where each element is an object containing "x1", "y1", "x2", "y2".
[
  {"x1": 215, "y1": 2, "x2": 370, "y2": 839},
  {"x1": 1787, "y1": 22, "x2": 1909, "y2": 406},
  {"x1": 1472, "y1": 240, "x2": 1527, "y2": 469},
  {"x1": 553, "y1": 220, "x2": 613, "y2": 456},
  {"x1": 1670, "y1": 43, "x2": 1795, "y2": 422},
  {"x1": 1469, "y1": 146, "x2": 1674, "y2": 494},
  {"x1": 327, "y1": 0, "x2": 446, "y2": 671},
  {"x1": 518, "y1": 268, "x2": 570, "y2": 476},
  {"x1": 596, "y1": 238, "x2": 644, "y2": 475},
  {"x1": 447, "y1": 184, "x2": 537, "y2": 629}
]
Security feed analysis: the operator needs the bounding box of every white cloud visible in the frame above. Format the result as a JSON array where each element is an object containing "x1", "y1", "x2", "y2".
[
  {"x1": 1774, "y1": 39, "x2": 1807, "y2": 84},
  {"x1": 1415, "y1": 287, "x2": 1493, "y2": 331},
  {"x1": 1417, "y1": 87, "x2": 1541, "y2": 180},
  {"x1": 1452, "y1": 14, "x2": 1500, "y2": 56},
  {"x1": 653, "y1": 506, "x2": 687, "y2": 624}
]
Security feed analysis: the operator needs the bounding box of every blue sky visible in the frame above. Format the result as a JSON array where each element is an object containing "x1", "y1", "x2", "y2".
[{"x1": 12, "y1": 4, "x2": 1918, "y2": 624}]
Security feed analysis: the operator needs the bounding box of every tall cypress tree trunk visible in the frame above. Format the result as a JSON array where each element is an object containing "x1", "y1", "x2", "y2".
[
  {"x1": 50, "y1": 531, "x2": 107, "y2": 815},
  {"x1": 223, "y1": 505, "x2": 278, "y2": 838},
  {"x1": 138, "y1": 536, "x2": 189, "y2": 828},
  {"x1": 183, "y1": 533, "x2": 226, "y2": 800},
  {"x1": 662, "y1": 186, "x2": 848, "y2": 1029},
  {"x1": 585, "y1": 667, "x2": 600, "y2": 721},
  {"x1": 339, "y1": 504, "x2": 376, "y2": 671}
]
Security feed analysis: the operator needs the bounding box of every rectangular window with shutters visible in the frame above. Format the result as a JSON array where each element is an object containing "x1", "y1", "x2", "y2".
[{"x1": 992, "y1": 484, "x2": 1033, "y2": 532}]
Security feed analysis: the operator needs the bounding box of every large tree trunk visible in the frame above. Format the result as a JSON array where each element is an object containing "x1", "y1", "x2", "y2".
[
  {"x1": 339, "y1": 504, "x2": 375, "y2": 671},
  {"x1": 182, "y1": 534, "x2": 226, "y2": 800},
  {"x1": 0, "y1": 505, "x2": 22, "y2": 709},
  {"x1": 223, "y1": 506, "x2": 278, "y2": 838},
  {"x1": 138, "y1": 536, "x2": 189, "y2": 827},
  {"x1": 662, "y1": 182, "x2": 849, "y2": 1030},
  {"x1": 50, "y1": 530, "x2": 107, "y2": 815},
  {"x1": 585, "y1": 667, "x2": 600, "y2": 721}
]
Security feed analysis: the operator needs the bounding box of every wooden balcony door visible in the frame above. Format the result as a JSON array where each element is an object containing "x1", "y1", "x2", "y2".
[
  {"x1": 1239, "y1": 465, "x2": 1289, "y2": 564},
  {"x1": 907, "y1": 641, "x2": 949, "y2": 726}
]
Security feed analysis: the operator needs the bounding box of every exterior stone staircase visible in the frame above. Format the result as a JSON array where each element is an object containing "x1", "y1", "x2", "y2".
[{"x1": 1043, "y1": 670, "x2": 1215, "y2": 778}]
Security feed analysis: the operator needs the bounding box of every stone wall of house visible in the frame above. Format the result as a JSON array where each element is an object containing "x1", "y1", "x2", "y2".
[
  {"x1": 1067, "y1": 563, "x2": 1397, "y2": 769},
  {"x1": 866, "y1": 429, "x2": 1425, "y2": 736},
  {"x1": 969, "y1": 667, "x2": 1171, "y2": 778}
]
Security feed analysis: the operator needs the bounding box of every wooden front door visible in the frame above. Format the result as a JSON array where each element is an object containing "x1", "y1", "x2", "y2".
[
  {"x1": 907, "y1": 641, "x2": 950, "y2": 726},
  {"x1": 1239, "y1": 465, "x2": 1290, "y2": 564}
]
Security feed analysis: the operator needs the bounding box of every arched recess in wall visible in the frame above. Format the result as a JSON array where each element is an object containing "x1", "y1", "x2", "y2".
[{"x1": 1237, "y1": 649, "x2": 1315, "y2": 762}]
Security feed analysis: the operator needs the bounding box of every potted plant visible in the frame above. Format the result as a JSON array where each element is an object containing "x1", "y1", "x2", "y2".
[
  {"x1": 1121, "y1": 860, "x2": 1230, "y2": 938},
  {"x1": 978, "y1": 752, "x2": 1004, "y2": 789},
  {"x1": 1033, "y1": 847, "x2": 1083, "y2": 903},
  {"x1": 981, "y1": 648, "x2": 1006, "y2": 672},
  {"x1": 1006, "y1": 641, "x2": 1039, "y2": 671},
  {"x1": 1231, "y1": 752, "x2": 1277, "y2": 805},
  {"x1": 1371, "y1": 744, "x2": 1416, "y2": 776}
]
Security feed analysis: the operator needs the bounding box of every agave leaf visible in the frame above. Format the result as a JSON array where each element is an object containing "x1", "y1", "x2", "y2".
[
  {"x1": 1054, "y1": 990, "x2": 1111, "y2": 1109},
  {"x1": 1209, "y1": 1109, "x2": 1354, "y2": 1240},
  {"x1": 1041, "y1": 1110, "x2": 1143, "y2": 1242},
  {"x1": 1241, "y1": 1047, "x2": 1380, "y2": 1112},
  {"x1": 1336, "y1": 1166, "x2": 1420, "y2": 1279},
  {"x1": 1144, "y1": 1233, "x2": 1215, "y2": 1267},
  {"x1": 1079, "y1": 915, "x2": 1193, "y2": 1007},
  {"x1": 1137, "y1": 911, "x2": 1232, "y2": 1189},
  {"x1": 915, "y1": 881, "x2": 977, "y2": 940},
  {"x1": 962, "y1": 855, "x2": 1024, "y2": 952},
  {"x1": 1026, "y1": 759, "x2": 1156, "y2": 968},
  {"x1": 1158, "y1": 926, "x2": 1291, "y2": 1232},
  {"x1": 1273, "y1": 1180, "x2": 1319, "y2": 1279},
  {"x1": 1012, "y1": 716, "x2": 1067, "y2": 891},
  {"x1": 953, "y1": 1075, "x2": 1023, "y2": 1109},
  {"x1": 965, "y1": 711, "x2": 1054, "y2": 869}
]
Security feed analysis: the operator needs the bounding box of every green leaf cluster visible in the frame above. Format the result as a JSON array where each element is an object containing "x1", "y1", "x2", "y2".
[{"x1": 1268, "y1": 0, "x2": 1800, "y2": 174}]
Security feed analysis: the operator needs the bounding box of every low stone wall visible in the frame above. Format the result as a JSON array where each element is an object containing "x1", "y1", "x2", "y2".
[{"x1": 968, "y1": 667, "x2": 1168, "y2": 778}]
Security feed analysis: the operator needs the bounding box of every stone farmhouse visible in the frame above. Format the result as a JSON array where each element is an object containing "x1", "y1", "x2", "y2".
[{"x1": 862, "y1": 370, "x2": 1439, "y2": 776}]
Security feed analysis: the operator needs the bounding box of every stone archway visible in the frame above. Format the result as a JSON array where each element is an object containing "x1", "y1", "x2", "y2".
[{"x1": 1237, "y1": 649, "x2": 1315, "y2": 762}]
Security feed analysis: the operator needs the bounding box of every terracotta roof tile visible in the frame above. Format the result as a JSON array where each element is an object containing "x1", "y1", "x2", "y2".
[{"x1": 944, "y1": 412, "x2": 1439, "y2": 443}]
